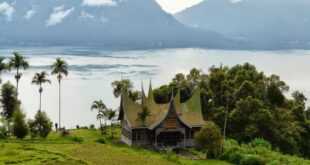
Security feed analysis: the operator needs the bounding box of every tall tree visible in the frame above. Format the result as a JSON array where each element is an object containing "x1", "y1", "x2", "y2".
[
  {"x1": 0, "y1": 57, "x2": 8, "y2": 84},
  {"x1": 111, "y1": 79, "x2": 133, "y2": 98},
  {"x1": 8, "y1": 52, "x2": 29, "y2": 97},
  {"x1": 111, "y1": 79, "x2": 141, "y2": 102},
  {"x1": 51, "y1": 58, "x2": 68, "y2": 129},
  {"x1": 32, "y1": 71, "x2": 51, "y2": 112},
  {"x1": 0, "y1": 82, "x2": 19, "y2": 120},
  {"x1": 0, "y1": 82, "x2": 19, "y2": 134},
  {"x1": 91, "y1": 100, "x2": 108, "y2": 134}
]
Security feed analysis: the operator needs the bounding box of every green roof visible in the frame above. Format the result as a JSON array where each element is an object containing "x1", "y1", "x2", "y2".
[{"x1": 120, "y1": 86, "x2": 205, "y2": 129}]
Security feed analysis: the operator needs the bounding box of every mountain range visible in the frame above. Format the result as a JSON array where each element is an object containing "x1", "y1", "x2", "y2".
[
  {"x1": 176, "y1": 0, "x2": 310, "y2": 49},
  {"x1": 1, "y1": 0, "x2": 310, "y2": 49},
  {"x1": 0, "y1": 0, "x2": 230, "y2": 49}
]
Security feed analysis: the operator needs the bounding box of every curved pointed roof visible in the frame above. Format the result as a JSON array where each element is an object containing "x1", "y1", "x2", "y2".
[{"x1": 119, "y1": 85, "x2": 205, "y2": 129}]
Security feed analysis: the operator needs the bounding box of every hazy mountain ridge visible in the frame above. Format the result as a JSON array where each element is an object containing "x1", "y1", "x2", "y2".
[
  {"x1": 176, "y1": 0, "x2": 310, "y2": 49},
  {"x1": 0, "y1": 0, "x2": 231, "y2": 49}
]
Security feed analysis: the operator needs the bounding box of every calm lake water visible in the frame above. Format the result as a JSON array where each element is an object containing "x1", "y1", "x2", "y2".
[{"x1": 0, "y1": 47, "x2": 309, "y2": 128}]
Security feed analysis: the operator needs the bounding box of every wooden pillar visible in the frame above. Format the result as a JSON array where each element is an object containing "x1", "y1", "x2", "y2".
[{"x1": 155, "y1": 133, "x2": 157, "y2": 147}]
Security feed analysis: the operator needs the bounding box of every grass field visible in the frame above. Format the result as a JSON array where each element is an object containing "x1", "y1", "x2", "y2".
[{"x1": 0, "y1": 127, "x2": 231, "y2": 165}]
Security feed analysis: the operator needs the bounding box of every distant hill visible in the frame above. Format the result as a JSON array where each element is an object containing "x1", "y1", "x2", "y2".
[
  {"x1": 176, "y1": 0, "x2": 310, "y2": 49},
  {"x1": 0, "y1": 0, "x2": 230, "y2": 49}
]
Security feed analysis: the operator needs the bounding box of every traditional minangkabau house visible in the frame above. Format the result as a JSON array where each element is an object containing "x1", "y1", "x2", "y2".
[{"x1": 118, "y1": 83, "x2": 205, "y2": 148}]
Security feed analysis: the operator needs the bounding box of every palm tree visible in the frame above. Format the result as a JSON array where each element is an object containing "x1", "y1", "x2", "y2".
[
  {"x1": 91, "y1": 100, "x2": 108, "y2": 134},
  {"x1": 111, "y1": 79, "x2": 133, "y2": 98},
  {"x1": 32, "y1": 71, "x2": 51, "y2": 112},
  {"x1": 51, "y1": 58, "x2": 68, "y2": 129},
  {"x1": 106, "y1": 109, "x2": 116, "y2": 138},
  {"x1": 0, "y1": 57, "x2": 8, "y2": 84},
  {"x1": 8, "y1": 52, "x2": 29, "y2": 97}
]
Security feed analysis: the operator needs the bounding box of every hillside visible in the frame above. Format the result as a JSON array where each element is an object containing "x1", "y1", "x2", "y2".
[
  {"x1": 176, "y1": 0, "x2": 310, "y2": 49},
  {"x1": 1, "y1": 127, "x2": 309, "y2": 164},
  {"x1": 0, "y1": 128, "x2": 230, "y2": 165}
]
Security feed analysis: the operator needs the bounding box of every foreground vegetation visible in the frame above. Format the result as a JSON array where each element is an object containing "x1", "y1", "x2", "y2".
[
  {"x1": 0, "y1": 128, "x2": 230, "y2": 165},
  {"x1": 1, "y1": 128, "x2": 309, "y2": 165}
]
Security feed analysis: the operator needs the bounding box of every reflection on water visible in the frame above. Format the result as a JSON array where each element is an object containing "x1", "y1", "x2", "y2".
[{"x1": 0, "y1": 47, "x2": 310, "y2": 128}]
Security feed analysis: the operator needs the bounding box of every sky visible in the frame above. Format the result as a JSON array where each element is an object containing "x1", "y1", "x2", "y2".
[{"x1": 156, "y1": 0, "x2": 204, "y2": 14}]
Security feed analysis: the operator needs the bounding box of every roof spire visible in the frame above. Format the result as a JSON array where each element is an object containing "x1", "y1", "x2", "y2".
[
  {"x1": 148, "y1": 79, "x2": 153, "y2": 99},
  {"x1": 170, "y1": 87, "x2": 174, "y2": 102},
  {"x1": 141, "y1": 80, "x2": 146, "y2": 104}
]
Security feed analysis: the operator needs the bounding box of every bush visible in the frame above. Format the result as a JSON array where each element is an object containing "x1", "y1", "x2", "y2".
[
  {"x1": 60, "y1": 128, "x2": 70, "y2": 137},
  {"x1": 76, "y1": 125, "x2": 80, "y2": 129},
  {"x1": 96, "y1": 137, "x2": 106, "y2": 144},
  {"x1": 249, "y1": 138, "x2": 272, "y2": 149},
  {"x1": 0, "y1": 118, "x2": 8, "y2": 139},
  {"x1": 164, "y1": 148, "x2": 180, "y2": 164},
  {"x1": 12, "y1": 109, "x2": 28, "y2": 139},
  {"x1": 0, "y1": 82, "x2": 19, "y2": 120},
  {"x1": 221, "y1": 139, "x2": 310, "y2": 165},
  {"x1": 89, "y1": 124, "x2": 95, "y2": 129},
  {"x1": 0, "y1": 125, "x2": 8, "y2": 139},
  {"x1": 194, "y1": 121, "x2": 223, "y2": 158},
  {"x1": 240, "y1": 155, "x2": 265, "y2": 165},
  {"x1": 69, "y1": 136, "x2": 84, "y2": 143},
  {"x1": 220, "y1": 148, "x2": 243, "y2": 164},
  {"x1": 28, "y1": 111, "x2": 52, "y2": 138}
]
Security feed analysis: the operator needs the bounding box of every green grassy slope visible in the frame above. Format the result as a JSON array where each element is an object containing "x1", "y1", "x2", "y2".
[{"x1": 0, "y1": 128, "x2": 230, "y2": 165}]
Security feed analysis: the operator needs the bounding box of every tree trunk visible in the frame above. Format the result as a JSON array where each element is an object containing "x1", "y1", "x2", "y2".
[
  {"x1": 223, "y1": 96, "x2": 229, "y2": 141},
  {"x1": 58, "y1": 79, "x2": 62, "y2": 129},
  {"x1": 223, "y1": 109, "x2": 228, "y2": 141},
  {"x1": 99, "y1": 119, "x2": 103, "y2": 135},
  {"x1": 110, "y1": 122, "x2": 113, "y2": 139},
  {"x1": 39, "y1": 85, "x2": 42, "y2": 112},
  {"x1": 16, "y1": 68, "x2": 19, "y2": 98}
]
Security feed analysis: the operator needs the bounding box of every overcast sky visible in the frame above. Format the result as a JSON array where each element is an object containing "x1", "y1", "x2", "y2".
[{"x1": 156, "y1": 0, "x2": 204, "y2": 14}]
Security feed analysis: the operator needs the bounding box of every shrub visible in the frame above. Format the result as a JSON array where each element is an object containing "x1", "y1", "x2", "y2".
[
  {"x1": 60, "y1": 128, "x2": 70, "y2": 137},
  {"x1": 164, "y1": 148, "x2": 180, "y2": 164},
  {"x1": 240, "y1": 155, "x2": 265, "y2": 165},
  {"x1": 69, "y1": 136, "x2": 84, "y2": 143},
  {"x1": 89, "y1": 124, "x2": 95, "y2": 129},
  {"x1": 194, "y1": 121, "x2": 223, "y2": 158},
  {"x1": 76, "y1": 125, "x2": 80, "y2": 129},
  {"x1": 249, "y1": 138, "x2": 271, "y2": 149},
  {"x1": 12, "y1": 109, "x2": 28, "y2": 139},
  {"x1": 0, "y1": 82, "x2": 19, "y2": 120},
  {"x1": 0, "y1": 117, "x2": 8, "y2": 139},
  {"x1": 220, "y1": 139, "x2": 310, "y2": 165},
  {"x1": 0, "y1": 125, "x2": 8, "y2": 139},
  {"x1": 220, "y1": 149, "x2": 243, "y2": 164},
  {"x1": 28, "y1": 111, "x2": 52, "y2": 138},
  {"x1": 96, "y1": 137, "x2": 106, "y2": 144}
]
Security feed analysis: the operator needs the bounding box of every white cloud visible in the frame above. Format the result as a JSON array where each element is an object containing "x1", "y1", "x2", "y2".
[
  {"x1": 156, "y1": 0, "x2": 203, "y2": 14},
  {"x1": 24, "y1": 9, "x2": 36, "y2": 20},
  {"x1": 0, "y1": 2, "x2": 15, "y2": 21},
  {"x1": 46, "y1": 6, "x2": 74, "y2": 26},
  {"x1": 230, "y1": 0, "x2": 243, "y2": 4},
  {"x1": 82, "y1": 0, "x2": 117, "y2": 7},
  {"x1": 80, "y1": 11, "x2": 95, "y2": 19}
]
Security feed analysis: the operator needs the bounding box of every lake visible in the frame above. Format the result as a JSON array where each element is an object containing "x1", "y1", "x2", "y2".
[{"x1": 0, "y1": 47, "x2": 309, "y2": 128}]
